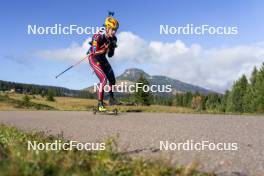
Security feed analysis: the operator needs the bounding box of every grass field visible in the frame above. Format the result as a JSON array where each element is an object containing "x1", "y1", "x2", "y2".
[
  {"x1": 0, "y1": 125, "x2": 214, "y2": 176},
  {"x1": 0, "y1": 93, "x2": 195, "y2": 113}
]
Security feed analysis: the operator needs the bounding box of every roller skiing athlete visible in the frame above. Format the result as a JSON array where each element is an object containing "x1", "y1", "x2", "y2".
[{"x1": 87, "y1": 13, "x2": 119, "y2": 113}]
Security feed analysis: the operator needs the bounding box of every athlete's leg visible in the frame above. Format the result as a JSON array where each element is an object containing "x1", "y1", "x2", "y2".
[
  {"x1": 101, "y1": 60, "x2": 117, "y2": 105},
  {"x1": 101, "y1": 59, "x2": 116, "y2": 86},
  {"x1": 88, "y1": 56, "x2": 107, "y2": 110}
]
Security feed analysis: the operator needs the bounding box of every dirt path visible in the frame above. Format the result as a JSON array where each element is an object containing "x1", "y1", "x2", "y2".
[{"x1": 0, "y1": 111, "x2": 263, "y2": 176}]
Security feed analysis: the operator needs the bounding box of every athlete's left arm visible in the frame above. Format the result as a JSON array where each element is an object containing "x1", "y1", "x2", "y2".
[{"x1": 108, "y1": 36, "x2": 117, "y2": 58}]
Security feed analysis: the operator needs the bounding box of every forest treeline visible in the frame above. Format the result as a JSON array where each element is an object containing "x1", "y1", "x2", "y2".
[{"x1": 138, "y1": 62, "x2": 264, "y2": 113}]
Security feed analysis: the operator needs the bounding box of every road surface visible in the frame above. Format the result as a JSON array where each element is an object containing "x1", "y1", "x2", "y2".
[{"x1": 0, "y1": 111, "x2": 263, "y2": 176}]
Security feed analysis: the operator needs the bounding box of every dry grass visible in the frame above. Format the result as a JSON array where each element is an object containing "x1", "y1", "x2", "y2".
[
  {"x1": 29, "y1": 96, "x2": 97, "y2": 111},
  {"x1": 0, "y1": 93, "x2": 195, "y2": 113},
  {"x1": 0, "y1": 102, "x2": 18, "y2": 110},
  {"x1": 1, "y1": 93, "x2": 97, "y2": 111}
]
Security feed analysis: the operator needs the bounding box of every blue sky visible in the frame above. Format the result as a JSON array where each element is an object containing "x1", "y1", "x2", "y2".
[{"x1": 0, "y1": 0, "x2": 264, "y2": 92}]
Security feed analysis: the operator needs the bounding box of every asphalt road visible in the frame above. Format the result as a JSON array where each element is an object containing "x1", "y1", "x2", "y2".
[{"x1": 0, "y1": 111, "x2": 263, "y2": 176}]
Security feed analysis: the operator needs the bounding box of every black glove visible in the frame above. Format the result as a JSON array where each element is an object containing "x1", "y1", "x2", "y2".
[
  {"x1": 86, "y1": 48, "x2": 91, "y2": 55},
  {"x1": 107, "y1": 36, "x2": 117, "y2": 57},
  {"x1": 108, "y1": 48, "x2": 114, "y2": 57},
  {"x1": 107, "y1": 36, "x2": 118, "y2": 49},
  {"x1": 86, "y1": 40, "x2": 93, "y2": 55}
]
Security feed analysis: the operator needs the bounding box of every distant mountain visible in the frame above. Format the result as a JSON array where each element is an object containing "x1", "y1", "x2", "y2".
[
  {"x1": 117, "y1": 68, "x2": 151, "y2": 81},
  {"x1": 85, "y1": 68, "x2": 216, "y2": 95}
]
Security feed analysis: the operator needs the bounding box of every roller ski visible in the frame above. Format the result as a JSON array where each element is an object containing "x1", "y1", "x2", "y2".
[{"x1": 93, "y1": 101, "x2": 118, "y2": 116}]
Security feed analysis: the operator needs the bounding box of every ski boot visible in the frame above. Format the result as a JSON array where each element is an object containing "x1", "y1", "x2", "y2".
[
  {"x1": 109, "y1": 96, "x2": 120, "y2": 106},
  {"x1": 93, "y1": 100, "x2": 118, "y2": 115},
  {"x1": 98, "y1": 101, "x2": 107, "y2": 112}
]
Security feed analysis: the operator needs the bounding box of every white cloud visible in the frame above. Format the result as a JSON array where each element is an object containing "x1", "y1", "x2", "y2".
[
  {"x1": 115, "y1": 32, "x2": 264, "y2": 92},
  {"x1": 35, "y1": 38, "x2": 91, "y2": 61},
  {"x1": 35, "y1": 31, "x2": 264, "y2": 92}
]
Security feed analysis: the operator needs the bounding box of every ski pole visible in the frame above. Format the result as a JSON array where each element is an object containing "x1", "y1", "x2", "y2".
[{"x1": 55, "y1": 55, "x2": 89, "y2": 79}]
